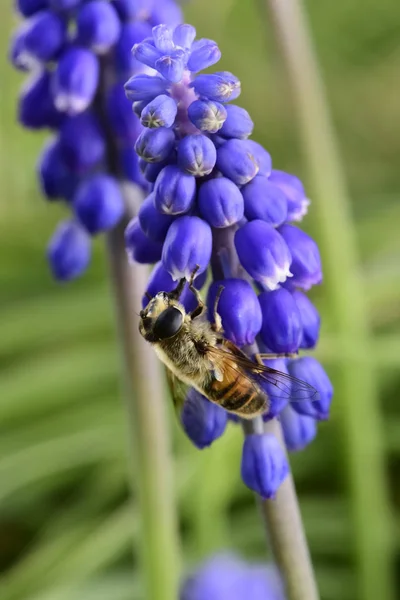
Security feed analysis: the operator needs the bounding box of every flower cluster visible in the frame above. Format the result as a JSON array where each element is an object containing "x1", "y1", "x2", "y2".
[
  {"x1": 180, "y1": 554, "x2": 285, "y2": 600},
  {"x1": 124, "y1": 23, "x2": 333, "y2": 498},
  {"x1": 10, "y1": 0, "x2": 182, "y2": 281}
]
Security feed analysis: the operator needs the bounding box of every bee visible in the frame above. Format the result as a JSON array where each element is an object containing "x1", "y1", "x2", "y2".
[{"x1": 139, "y1": 266, "x2": 319, "y2": 419}]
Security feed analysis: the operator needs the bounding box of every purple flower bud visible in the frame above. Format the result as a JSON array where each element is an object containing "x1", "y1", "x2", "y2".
[
  {"x1": 207, "y1": 279, "x2": 262, "y2": 346},
  {"x1": 173, "y1": 24, "x2": 196, "y2": 50},
  {"x1": 187, "y1": 38, "x2": 221, "y2": 72},
  {"x1": 162, "y1": 216, "x2": 212, "y2": 280},
  {"x1": 150, "y1": 0, "x2": 182, "y2": 28},
  {"x1": 133, "y1": 100, "x2": 148, "y2": 118},
  {"x1": 152, "y1": 24, "x2": 175, "y2": 53},
  {"x1": 115, "y1": 22, "x2": 152, "y2": 77},
  {"x1": 177, "y1": 134, "x2": 216, "y2": 177},
  {"x1": 198, "y1": 177, "x2": 244, "y2": 228},
  {"x1": 292, "y1": 290, "x2": 320, "y2": 349},
  {"x1": 23, "y1": 10, "x2": 66, "y2": 62},
  {"x1": 154, "y1": 165, "x2": 196, "y2": 215},
  {"x1": 76, "y1": 1, "x2": 121, "y2": 54},
  {"x1": 191, "y1": 71, "x2": 241, "y2": 103},
  {"x1": 242, "y1": 176, "x2": 287, "y2": 226},
  {"x1": 53, "y1": 47, "x2": 99, "y2": 115},
  {"x1": 16, "y1": 0, "x2": 47, "y2": 17},
  {"x1": 38, "y1": 137, "x2": 79, "y2": 201},
  {"x1": 261, "y1": 358, "x2": 290, "y2": 418},
  {"x1": 244, "y1": 140, "x2": 272, "y2": 177},
  {"x1": 132, "y1": 41, "x2": 162, "y2": 70},
  {"x1": 278, "y1": 224, "x2": 322, "y2": 290},
  {"x1": 181, "y1": 389, "x2": 227, "y2": 449},
  {"x1": 125, "y1": 217, "x2": 163, "y2": 264},
  {"x1": 235, "y1": 221, "x2": 292, "y2": 290},
  {"x1": 138, "y1": 192, "x2": 175, "y2": 242},
  {"x1": 9, "y1": 25, "x2": 35, "y2": 72},
  {"x1": 269, "y1": 170, "x2": 310, "y2": 222},
  {"x1": 140, "y1": 94, "x2": 177, "y2": 128},
  {"x1": 259, "y1": 288, "x2": 302, "y2": 353},
  {"x1": 281, "y1": 406, "x2": 317, "y2": 452},
  {"x1": 74, "y1": 175, "x2": 124, "y2": 234},
  {"x1": 119, "y1": 146, "x2": 147, "y2": 188},
  {"x1": 59, "y1": 111, "x2": 105, "y2": 172},
  {"x1": 216, "y1": 139, "x2": 259, "y2": 185},
  {"x1": 50, "y1": 0, "x2": 81, "y2": 9},
  {"x1": 125, "y1": 74, "x2": 169, "y2": 102},
  {"x1": 187, "y1": 99, "x2": 227, "y2": 133},
  {"x1": 111, "y1": 0, "x2": 150, "y2": 21},
  {"x1": 144, "y1": 261, "x2": 207, "y2": 313},
  {"x1": 241, "y1": 434, "x2": 289, "y2": 499},
  {"x1": 288, "y1": 357, "x2": 333, "y2": 420},
  {"x1": 135, "y1": 127, "x2": 175, "y2": 163},
  {"x1": 155, "y1": 52, "x2": 186, "y2": 83},
  {"x1": 47, "y1": 220, "x2": 91, "y2": 281},
  {"x1": 19, "y1": 70, "x2": 63, "y2": 129},
  {"x1": 139, "y1": 157, "x2": 170, "y2": 183},
  {"x1": 219, "y1": 105, "x2": 253, "y2": 139},
  {"x1": 106, "y1": 83, "x2": 142, "y2": 143}
]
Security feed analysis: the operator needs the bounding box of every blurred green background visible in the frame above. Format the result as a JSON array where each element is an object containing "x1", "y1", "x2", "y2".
[{"x1": 1, "y1": 1, "x2": 400, "y2": 599}]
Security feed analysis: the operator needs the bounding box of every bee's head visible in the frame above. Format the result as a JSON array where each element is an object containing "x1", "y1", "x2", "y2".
[{"x1": 139, "y1": 291, "x2": 186, "y2": 343}]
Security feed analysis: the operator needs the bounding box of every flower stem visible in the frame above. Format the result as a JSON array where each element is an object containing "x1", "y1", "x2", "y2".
[
  {"x1": 212, "y1": 226, "x2": 319, "y2": 600},
  {"x1": 106, "y1": 221, "x2": 180, "y2": 600},
  {"x1": 262, "y1": 1, "x2": 395, "y2": 598}
]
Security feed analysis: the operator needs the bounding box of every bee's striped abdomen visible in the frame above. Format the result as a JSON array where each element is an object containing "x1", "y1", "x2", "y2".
[{"x1": 204, "y1": 373, "x2": 267, "y2": 417}]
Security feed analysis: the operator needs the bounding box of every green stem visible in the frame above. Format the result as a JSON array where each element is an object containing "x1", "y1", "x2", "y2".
[
  {"x1": 263, "y1": 1, "x2": 395, "y2": 598},
  {"x1": 106, "y1": 222, "x2": 180, "y2": 600}
]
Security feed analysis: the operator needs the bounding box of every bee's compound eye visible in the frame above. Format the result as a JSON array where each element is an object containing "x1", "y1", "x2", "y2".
[{"x1": 153, "y1": 306, "x2": 183, "y2": 340}]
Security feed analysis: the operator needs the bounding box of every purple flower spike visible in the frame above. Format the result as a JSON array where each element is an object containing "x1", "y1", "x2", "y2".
[
  {"x1": 187, "y1": 99, "x2": 227, "y2": 133},
  {"x1": 23, "y1": 10, "x2": 66, "y2": 62},
  {"x1": 140, "y1": 94, "x2": 178, "y2": 129},
  {"x1": 138, "y1": 192, "x2": 175, "y2": 242},
  {"x1": 219, "y1": 105, "x2": 254, "y2": 139},
  {"x1": 292, "y1": 290, "x2": 321, "y2": 349},
  {"x1": 17, "y1": 0, "x2": 48, "y2": 17},
  {"x1": 261, "y1": 359, "x2": 290, "y2": 419},
  {"x1": 187, "y1": 38, "x2": 221, "y2": 72},
  {"x1": 281, "y1": 406, "x2": 317, "y2": 452},
  {"x1": 259, "y1": 288, "x2": 302, "y2": 354},
  {"x1": 53, "y1": 47, "x2": 99, "y2": 115},
  {"x1": 288, "y1": 357, "x2": 333, "y2": 420},
  {"x1": 135, "y1": 127, "x2": 175, "y2": 163},
  {"x1": 76, "y1": 1, "x2": 121, "y2": 54},
  {"x1": 177, "y1": 134, "x2": 217, "y2": 177},
  {"x1": 241, "y1": 434, "x2": 289, "y2": 499},
  {"x1": 38, "y1": 137, "x2": 79, "y2": 201},
  {"x1": 19, "y1": 70, "x2": 63, "y2": 129},
  {"x1": 279, "y1": 224, "x2": 322, "y2": 290},
  {"x1": 269, "y1": 170, "x2": 310, "y2": 222},
  {"x1": 173, "y1": 24, "x2": 196, "y2": 50},
  {"x1": 73, "y1": 175, "x2": 124, "y2": 234},
  {"x1": 125, "y1": 73, "x2": 169, "y2": 102},
  {"x1": 207, "y1": 279, "x2": 262, "y2": 347},
  {"x1": 125, "y1": 218, "x2": 163, "y2": 265},
  {"x1": 47, "y1": 220, "x2": 91, "y2": 282},
  {"x1": 198, "y1": 177, "x2": 244, "y2": 228},
  {"x1": 162, "y1": 216, "x2": 212, "y2": 280},
  {"x1": 181, "y1": 389, "x2": 227, "y2": 449},
  {"x1": 235, "y1": 220, "x2": 292, "y2": 290},
  {"x1": 154, "y1": 165, "x2": 196, "y2": 215},
  {"x1": 191, "y1": 71, "x2": 241, "y2": 103},
  {"x1": 59, "y1": 111, "x2": 105, "y2": 172},
  {"x1": 106, "y1": 83, "x2": 143, "y2": 143},
  {"x1": 216, "y1": 139, "x2": 259, "y2": 185},
  {"x1": 242, "y1": 176, "x2": 288, "y2": 227},
  {"x1": 144, "y1": 261, "x2": 207, "y2": 313}
]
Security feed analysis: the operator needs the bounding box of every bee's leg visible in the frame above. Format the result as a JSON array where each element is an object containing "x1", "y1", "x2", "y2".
[
  {"x1": 187, "y1": 265, "x2": 207, "y2": 320},
  {"x1": 168, "y1": 276, "x2": 187, "y2": 301},
  {"x1": 211, "y1": 285, "x2": 224, "y2": 332},
  {"x1": 256, "y1": 352, "x2": 298, "y2": 362},
  {"x1": 145, "y1": 292, "x2": 153, "y2": 301}
]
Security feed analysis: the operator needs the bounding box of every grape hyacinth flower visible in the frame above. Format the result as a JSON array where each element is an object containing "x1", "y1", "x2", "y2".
[
  {"x1": 124, "y1": 22, "x2": 333, "y2": 500},
  {"x1": 9, "y1": 0, "x2": 183, "y2": 281}
]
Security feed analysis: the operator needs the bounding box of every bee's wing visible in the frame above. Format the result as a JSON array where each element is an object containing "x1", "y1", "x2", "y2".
[
  {"x1": 165, "y1": 367, "x2": 190, "y2": 414},
  {"x1": 206, "y1": 342, "x2": 319, "y2": 403}
]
